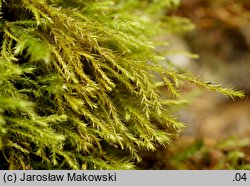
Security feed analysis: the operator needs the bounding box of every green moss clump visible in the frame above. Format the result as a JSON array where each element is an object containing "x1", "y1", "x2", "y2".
[{"x1": 0, "y1": 0, "x2": 244, "y2": 169}]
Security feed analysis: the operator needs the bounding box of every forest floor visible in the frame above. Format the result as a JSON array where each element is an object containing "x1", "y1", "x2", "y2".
[{"x1": 140, "y1": 0, "x2": 250, "y2": 169}]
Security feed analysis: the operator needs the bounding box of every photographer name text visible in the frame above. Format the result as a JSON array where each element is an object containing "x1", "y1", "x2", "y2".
[{"x1": 4, "y1": 172, "x2": 117, "y2": 183}]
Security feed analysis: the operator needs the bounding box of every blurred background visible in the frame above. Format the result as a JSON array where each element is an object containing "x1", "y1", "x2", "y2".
[
  {"x1": 140, "y1": 0, "x2": 250, "y2": 169},
  {"x1": 174, "y1": 0, "x2": 250, "y2": 139}
]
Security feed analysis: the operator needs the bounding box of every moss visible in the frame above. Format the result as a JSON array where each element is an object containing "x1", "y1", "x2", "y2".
[{"x1": 0, "y1": 0, "x2": 244, "y2": 169}]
